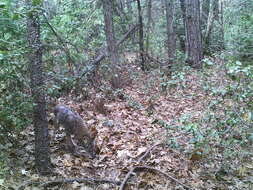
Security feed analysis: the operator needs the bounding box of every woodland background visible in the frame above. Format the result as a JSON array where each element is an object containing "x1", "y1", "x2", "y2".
[{"x1": 0, "y1": 0, "x2": 253, "y2": 189}]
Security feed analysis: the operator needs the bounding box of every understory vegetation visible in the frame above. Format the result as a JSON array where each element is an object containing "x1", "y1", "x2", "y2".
[{"x1": 0, "y1": 0, "x2": 252, "y2": 189}]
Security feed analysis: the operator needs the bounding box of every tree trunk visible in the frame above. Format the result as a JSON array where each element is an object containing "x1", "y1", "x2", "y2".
[
  {"x1": 117, "y1": 0, "x2": 124, "y2": 11},
  {"x1": 126, "y1": 0, "x2": 135, "y2": 43},
  {"x1": 204, "y1": 0, "x2": 216, "y2": 50},
  {"x1": 102, "y1": 0, "x2": 118, "y2": 65},
  {"x1": 199, "y1": 0, "x2": 203, "y2": 21},
  {"x1": 200, "y1": 0, "x2": 210, "y2": 27},
  {"x1": 26, "y1": 2, "x2": 51, "y2": 175},
  {"x1": 185, "y1": 0, "x2": 203, "y2": 68},
  {"x1": 164, "y1": 0, "x2": 176, "y2": 64},
  {"x1": 145, "y1": 0, "x2": 152, "y2": 53},
  {"x1": 102, "y1": 0, "x2": 121, "y2": 88},
  {"x1": 136, "y1": 0, "x2": 145, "y2": 71},
  {"x1": 179, "y1": 0, "x2": 186, "y2": 52},
  {"x1": 218, "y1": 0, "x2": 225, "y2": 50}
]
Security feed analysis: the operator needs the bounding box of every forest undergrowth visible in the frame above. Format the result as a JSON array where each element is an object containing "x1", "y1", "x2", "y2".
[{"x1": 2, "y1": 55, "x2": 253, "y2": 190}]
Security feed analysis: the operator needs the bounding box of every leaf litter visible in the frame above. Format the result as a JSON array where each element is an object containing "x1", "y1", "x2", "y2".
[{"x1": 5, "y1": 57, "x2": 252, "y2": 190}]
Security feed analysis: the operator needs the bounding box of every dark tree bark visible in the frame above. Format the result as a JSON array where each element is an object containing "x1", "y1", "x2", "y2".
[
  {"x1": 136, "y1": 0, "x2": 145, "y2": 71},
  {"x1": 26, "y1": 2, "x2": 51, "y2": 175},
  {"x1": 164, "y1": 0, "x2": 176, "y2": 64},
  {"x1": 185, "y1": 0, "x2": 203, "y2": 68}
]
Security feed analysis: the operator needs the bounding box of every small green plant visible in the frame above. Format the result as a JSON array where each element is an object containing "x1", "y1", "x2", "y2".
[
  {"x1": 127, "y1": 97, "x2": 143, "y2": 110},
  {"x1": 159, "y1": 68, "x2": 189, "y2": 93}
]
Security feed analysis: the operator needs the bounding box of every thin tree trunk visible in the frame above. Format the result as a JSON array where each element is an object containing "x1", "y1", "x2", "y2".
[
  {"x1": 199, "y1": 0, "x2": 203, "y2": 20},
  {"x1": 218, "y1": 0, "x2": 225, "y2": 49},
  {"x1": 117, "y1": 0, "x2": 124, "y2": 11},
  {"x1": 204, "y1": 0, "x2": 216, "y2": 50},
  {"x1": 126, "y1": 0, "x2": 133, "y2": 20},
  {"x1": 102, "y1": 0, "x2": 118, "y2": 65},
  {"x1": 26, "y1": 1, "x2": 51, "y2": 175},
  {"x1": 114, "y1": 1, "x2": 128, "y2": 33},
  {"x1": 126, "y1": 0, "x2": 135, "y2": 44},
  {"x1": 164, "y1": 0, "x2": 176, "y2": 63},
  {"x1": 185, "y1": 0, "x2": 203, "y2": 68},
  {"x1": 179, "y1": 0, "x2": 186, "y2": 52},
  {"x1": 145, "y1": 0, "x2": 152, "y2": 53},
  {"x1": 136, "y1": 0, "x2": 145, "y2": 71}
]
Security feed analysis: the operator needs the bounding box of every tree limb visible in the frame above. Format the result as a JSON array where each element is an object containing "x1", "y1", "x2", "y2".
[
  {"x1": 43, "y1": 13, "x2": 80, "y2": 53},
  {"x1": 79, "y1": 24, "x2": 139, "y2": 78}
]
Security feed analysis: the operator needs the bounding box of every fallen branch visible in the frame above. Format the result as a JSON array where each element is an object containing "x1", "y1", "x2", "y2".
[
  {"x1": 119, "y1": 142, "x2": 162, "y2": 190},
  {"x1": 79, "y1": 24, "x2": 139, "y2": 78},
  {"x1": 18, "y1": 177, "x2": 121, "y2": 190},
  {"x1": 137, "y1": 142, "x2": 162, "y2": 162},
  {"x1": 144, "y1": 52, "x2": 165, "y2": 66},
  {"x1": 40, "y1": 177, "x2": 121, "y2": 187},
  {"x1": 18, "y1": 181, "x2": 41, "y2": 190},
  {"x1": 119, "y1": 166, "x2": 136, "y2": 190},
  {"x1": 135, "y1": 166, "x2": 192, "y2": 190}
]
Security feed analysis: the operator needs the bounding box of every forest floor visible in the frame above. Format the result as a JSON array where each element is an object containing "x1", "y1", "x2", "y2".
[{"x1": 4, "y1": 55, "x2": 253, "y2": 190}]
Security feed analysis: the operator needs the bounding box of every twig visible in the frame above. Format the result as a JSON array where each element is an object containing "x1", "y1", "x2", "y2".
[
  {"x1": 18, "y1": 177, "x2": 121, "y2": 190},
  {"x1": 137, "y1": 142, "x2": 162, "y2": 163},
  {"x1": 42, "y1": 13, "x2": 80, "y2": 53},
  {"x1": 135, "y1": 166, "x2": 192, "y2": 190},
  {"x1": 119, "y1": 142, "x2": 162, "y2": 190},
  {"x1": 40, "y1": 177, "x2": 121, "y2": 187},
  {"x1": 119, "y1": 167, "x2": 135, "y2": 190},
  {"x1": 17, "y1": 181, "x2": 40, "y2": 190}
]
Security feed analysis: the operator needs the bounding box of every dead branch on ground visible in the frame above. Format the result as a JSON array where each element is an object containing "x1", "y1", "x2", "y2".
[
  {"x1": 143, "y1": 52, "x2": 166, "y2": 66},
  {"x1": 18, "y1": 177, "x2": 121, "y2": 190},
  {"x1": 119, "y1": 142, "x2": 162, "y2": 190},
  {"x1": 134, "y1": 166, "x2": 192, "y2": 190}
]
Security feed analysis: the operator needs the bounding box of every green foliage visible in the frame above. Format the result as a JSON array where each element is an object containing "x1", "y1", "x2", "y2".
[
  {"x1": 225, "y1": 0, "x2": 253, "y2": 64},
  {"x1": 0, "y1": 144, "x2": 13, "y2": 181},
  {"x1": 32, "y1": 0, "x2": 43, "y2": 6},
  {"x1": 1, "y1": 0, "x2": 253, "y2": 188},
  {"x1": 160, "y1": 66, "x2": 189, "y2": 93},
  {"x1": 39, "y1": 0, "x2": 107, "y2": 99},
  {"x1": 126, "y1": 96, "x2": 143, "y2": 110},
  {"x1": 156, "y1": 60, "x2": 253, "y2": 186},
  {"x1": 0, "y1": 0, "x2": 33, "y2": 142}
]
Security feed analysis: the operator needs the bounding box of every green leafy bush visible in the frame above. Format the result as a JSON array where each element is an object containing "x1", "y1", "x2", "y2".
[
  {"x1": 0, "y1": 0, "x2": 32, "y2": 143},
  {"x1": 225, "y1": 0, "x2": 253, "y2": 64}
]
